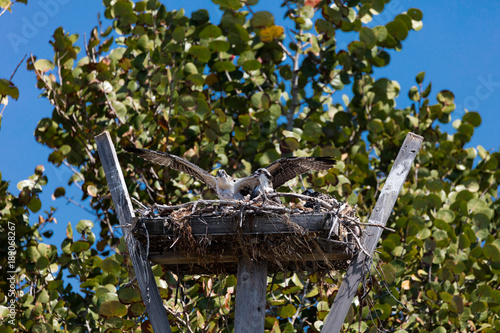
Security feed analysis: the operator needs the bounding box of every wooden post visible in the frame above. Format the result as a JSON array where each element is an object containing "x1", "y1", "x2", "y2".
[
  {"x1": 321, "y1": 132, "x2": 423, "y2": 333},
  {"x1": 95, "y1": 132, "x2": 172, "y2": 333},
  {"x1": 234, "y1": 258, "x2": 268, "y2": 333}
]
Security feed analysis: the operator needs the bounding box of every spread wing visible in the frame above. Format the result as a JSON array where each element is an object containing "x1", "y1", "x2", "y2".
[
  {"x1": 233, "y1": 176, "x2": 260, "y2": 197},
  {"x1": 124, "y1": 147, "x2": 217, "y2": 190},
  {"x1": 265, "y1": 157, "x2": 336, "y2": 189}
]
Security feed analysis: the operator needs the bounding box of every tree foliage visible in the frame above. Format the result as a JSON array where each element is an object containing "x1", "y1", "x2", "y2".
[{"x1": 1, "y1": 0, "x2": 499, "y2": 332}]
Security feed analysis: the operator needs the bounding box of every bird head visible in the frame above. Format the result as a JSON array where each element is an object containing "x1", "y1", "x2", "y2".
[
  {"x1": 216, "y1": 169, "x2": 228, "y2": 179},
  {"x1": 255, "y1": 168, "x2": 272, "y2": 180}
]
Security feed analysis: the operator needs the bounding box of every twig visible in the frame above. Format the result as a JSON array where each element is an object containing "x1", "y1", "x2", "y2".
[
  {"x1": 165, "y1": 307, "x2": 195, "y2": 333},
  {"x1": 256, "y1": 205, "x2": 292, "y2": 213},
  {"x1": 268, "y1": 192, "x2": 334, "y2": 210},
  {"x1": 114, "y1": 224, "x2": 132, "y2": 229},
  {"x1": 63, "y1": 195, "x2": 97, "y2": 216},
  {"x1": 131, "y1": 197, "x2": 147, "y2": 210},
  {"x1": 291, "y1": 278, "x2": 310, "y2": 325},
  {"x1": 9, "y1": 54, "x2": 26, "y2": 82},
  {"x1": 63, "y1": 160, "x2": 85, "y2": 183},
  {"x1": 350, "y1": 221, "x2": 395, "y2": 232},
  {"x1": 372, "y1": 262, "x2": 408, "y2": 310},
  {"x1": 278, "y1": 41, "x2": 293, "y2": 58},
  {"x1": 1, "y1": 54, "x2": 27, "y2": 114},
  {"x1": 350, "y1": 230, "x2": 371, "y2": 257}
]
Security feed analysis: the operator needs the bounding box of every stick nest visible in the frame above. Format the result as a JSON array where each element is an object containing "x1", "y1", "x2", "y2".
[{"x1": 132, "y1": 192, "x2": 365, "y2": 274}]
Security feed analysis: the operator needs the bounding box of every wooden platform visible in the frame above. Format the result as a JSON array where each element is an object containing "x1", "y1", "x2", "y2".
[{"x1": 134, "y1": 212, "x2": 355, "y2": 271}]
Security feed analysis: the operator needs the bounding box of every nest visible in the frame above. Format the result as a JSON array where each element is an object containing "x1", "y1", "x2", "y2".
[{"x1": 132, "y1": 192, "x2": 365, "y2": 274}]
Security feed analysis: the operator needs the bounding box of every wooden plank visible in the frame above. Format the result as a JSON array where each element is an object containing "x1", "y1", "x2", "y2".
[
  {"x1": 149, "y1": 251, "x2": 352, "y2": 265},
  {"x1": 95, "y1": 132, "x2": 172, "y2": 333},
  {"x1": 140, "y1": 213, "x2": 336, "y2": 236},
  {"x1": 234, "y1": 258, "x2": 268, "y2": 333},
  {"x1": 321, "y1": 132, "x2": 423, "y2": 333}
]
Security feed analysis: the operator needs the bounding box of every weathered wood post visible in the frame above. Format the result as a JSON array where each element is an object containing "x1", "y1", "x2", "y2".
[
  {"x1": 234, "y1": 258, "x2": 268, "y2": 332},
  {"x1": 95, "y1": 132, "x2": 172, "y2": 333},
  {"x1": 321, "y1": 132, "x2": 423, "y2": 333}
]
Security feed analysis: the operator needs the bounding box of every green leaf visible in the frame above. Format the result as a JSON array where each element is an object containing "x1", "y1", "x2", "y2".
[
  {"x1": 186, "y1": 74, "x2": 204, "y2": 86},
  {"x1": 436, "y1": 209, "x2": 455, "y2": 223},
  {"x1": 416, "y1": 71, "x2": 425, "y2": 84},
  {"x1": 53, "y1": 186, "x2": 66, "y2": 199},
  {"x1": 76, "y1": 219, "x2": 94, "y2": 233},
  {"x1": 463, "y1": 111, "x2": 482, "y2": 127},
  {"x1": 282, "y1": 286, "x2": 301, "y2": 294},
  {"x1": 359, "y1": 27, "x2": 376, "y2": 48},
  {"x1": 373, "y1": 78, "x2": 399, "y2": 100},
  {"x1": 0, "y1": 78, "x2": 19, "y2": 100},
  {"x1": 213, "y1": 0, "x2": 242, "y2": 10},
  {"x1": 407, "y1": 8, "x2": 423, "y2": 21},
  {"x1": 451, "y1": 294, "x2": 464, "y2": 313},
  {"x1": 302, "y1": 121, "x2": 322, "y2": 143},
  {"x1": 32, "y1": 323, "x2": 54, "y2": 333},
  {"x1": 386, "y1": 19, "x2": 408, "y2": 41},
  {"x1": 36, "y1": 256, "x2": 50, "y2": 270},
  {"x1": 422, "y1": 82, "x2": 432, "y2": 97},
  {"x1": 281, "y1": 137, "x2": 299, "y2": 152},
  {"x1": 426, "y1": 289, "x2": 438, "y2": 301},
  {"x1": 372, "y1": 26, "x2": 388, "y2": 42},
  {"x1": 188, "y1": 45, "x2": 211, "y2": 62},
  {"x1": 368, "y1": 119, "x2": 384, "y2": 134},
  {"x1": 372, "y1": 0, "x2": 385, "y2": 13},
  {"x1": 209, "y1": 40, "x2": 230, "y2": 52},
  {"x1": 458, "y1": 234, "x2": 471, "y2": 249},
  {"x1": 380, "y1": 262, "x2": 396, "y2": 284},
  {"x1": 112, "y1": 101, "x2": 127, "y2": 123},
  {"x1": 70, "y1": 241, "x2": 90, "y2": 253},
  {"x1": 471, "y1": 301, "x2": 487, "y2": 314},
  {"x1": 483, "y1": 244, "x2": 500, "y2": 261},
  {"x1": 437, "y1": 90, "x2": 454, "y2": 104},
  {"x1": 28, "y1": 196, "x2": 42, "y2": 212},
  {"x1": 372, "y1": 303, "x2": 391, "y2": 321},
  {"x1": 66, "y1": 222, "x2": 73, "y2": 239},
  {"x1": 251, "y1": 11, "x2": 274, "y2": 28},
  {"x1": 101, "y1": 257, "x2": 121, "y2": 275},
  {"x1": 34, "y1": 59, "x2": 55, "y2": 72},
  {"x1": 439, "y1": 292, "x2": 453, "y2": 302},
  {"x1": 172, "y1": 27, "x2": 185, "y2": 42},
  {"x1": 199, "y1": 25, "x2": 222, "y2": 39},
  {"x1": 243, "y1": 60, "x2": 262, "y2": 72},
  {"x1": 431, "y1": 327, "x2": 447, "y2": 333},
  {"x1": 213, "y1": 61, "x2": 236, "y2": 72},
  {"x1": 276, "y1": 304, "x2": 296, "y2": 318},
  {"x1": 99, "y1": 300, "x2": 127, "y2": 318},
  {"x1": 408, "y1": 86, "x2": 419, "y2": 101},
  {"x1": 119, "y1": 288, "x2": 142, "y2": 304}
]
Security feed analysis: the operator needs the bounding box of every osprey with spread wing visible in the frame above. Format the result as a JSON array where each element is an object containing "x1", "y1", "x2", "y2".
[{"x1": 124, "y1": 147, "x2": 336, "y2": 200}]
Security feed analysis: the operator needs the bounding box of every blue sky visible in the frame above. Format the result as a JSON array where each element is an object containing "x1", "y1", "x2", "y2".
[{"x1": 0, "y1": 1, "x2": 499, "y2": 247}]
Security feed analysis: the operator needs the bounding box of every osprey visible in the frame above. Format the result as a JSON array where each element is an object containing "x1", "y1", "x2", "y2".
[
  {"x1": 124, "y1": 147, "x2": 336, "y2": 200},
  {"x1": 250, "y1": 168, "x2": 282, "y2": 204}
]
